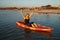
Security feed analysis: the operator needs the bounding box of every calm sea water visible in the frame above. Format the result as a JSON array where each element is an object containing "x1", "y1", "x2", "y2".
[{"x1": 0, "y1": 10, "x2": 60, "y2": 40}]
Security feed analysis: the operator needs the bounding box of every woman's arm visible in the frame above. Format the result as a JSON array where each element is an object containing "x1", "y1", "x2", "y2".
[
  {"x1": 29, "y1": 10, "x2": 34, "y2": 18},
  {"x1": 20, "y1": 10, "x2": 25, "y2": 19}
]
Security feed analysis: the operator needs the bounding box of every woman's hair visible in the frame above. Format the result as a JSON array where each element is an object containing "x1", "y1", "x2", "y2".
[
  {"x1": 26, "y1": 13, "x2": 29, "y2": 15},
  {"x1": 25, "y1": 13, "x2": 29, "y2": 17}
]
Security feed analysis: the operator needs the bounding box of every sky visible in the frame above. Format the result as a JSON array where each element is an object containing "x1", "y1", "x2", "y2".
[{"x1": 0, "y1": 0, "x2": 60, "y2": 7}]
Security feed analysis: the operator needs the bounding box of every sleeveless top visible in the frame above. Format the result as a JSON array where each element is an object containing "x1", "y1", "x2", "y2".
[{"x1": 24, "y1": 19, "x2": 30, "y2": 24}]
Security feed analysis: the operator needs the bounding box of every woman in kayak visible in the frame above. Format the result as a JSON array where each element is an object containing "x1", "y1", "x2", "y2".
[
  {"x1": 20, "y1": 9, "x2": 38, "y2": 28},
  {"x1": 20, "y1": 10, "x2": 35, "y2": 33},
  {"x1": 20, "y1": 10, "x2": 38, "y2": 33},
  {"x1": 20, "y1": 10, "x2": 34, "y2": 24}
]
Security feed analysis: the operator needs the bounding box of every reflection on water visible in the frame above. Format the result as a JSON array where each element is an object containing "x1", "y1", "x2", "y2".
[
  {"x1": 0, "y1": 10, "x2": 60, "y2": 40},
  {"x1": 23, "y1": 31, "x2": 51, "y2": 40},
  {"x1": 37, "y1": 31, "x2": 51, "y2": 38},
  {"x1": 24, "y1": 31, "x2": 33, "y2": 40}
]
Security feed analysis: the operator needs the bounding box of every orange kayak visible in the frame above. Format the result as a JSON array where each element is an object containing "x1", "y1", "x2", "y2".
[{"x1": 16, "y1": 21, "x2": 54, "y2": 32}]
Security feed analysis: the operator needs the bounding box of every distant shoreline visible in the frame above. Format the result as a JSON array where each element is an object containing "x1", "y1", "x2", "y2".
[
  {"x1": 0, "y1": 7, "x2": 17, "y2": 10},
  {"x1": 0, "y1": 7, "x2": 60, "y2": 10},
  {"x1": 0, "y1": 6, "x2": 60, "y2": 13}
]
